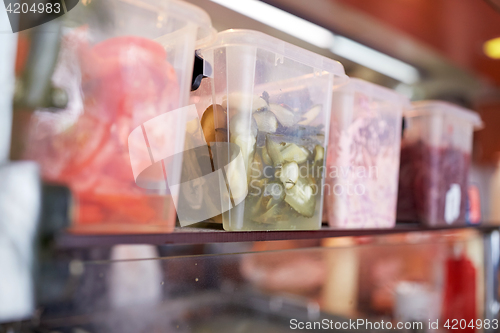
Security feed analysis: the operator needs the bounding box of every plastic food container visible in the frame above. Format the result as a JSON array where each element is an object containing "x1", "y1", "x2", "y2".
[
  {"x1": 397, "y1": 101, "x2": 482, "y2": 227},
  {"x1": 195, "y1": 29, "x2": 347, "y2": 231},
  {"x1": 325, "y1": 79, "x2": 408, "y2": 229},
  {"x1": 23, "y1": 0, "x2": 214, "y2": 233}
]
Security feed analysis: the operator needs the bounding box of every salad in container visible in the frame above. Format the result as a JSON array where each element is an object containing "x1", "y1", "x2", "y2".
[{"x1": 194, "y1": 29, "x2": 347, "y2": 231}]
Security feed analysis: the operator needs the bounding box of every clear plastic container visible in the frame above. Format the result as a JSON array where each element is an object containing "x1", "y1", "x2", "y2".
[
  {"x1": 325, "y1": 78, "x2": 408, "y2": 229},
  {"x1": 397, "y1": 101, "x2": 483, "y2": 227},
  {"x1": 23, "y1": 0, "x2": 214, "y2": 233},
  {"x1": 195, "y1": 29, "x2": 347, "y2": 231}
]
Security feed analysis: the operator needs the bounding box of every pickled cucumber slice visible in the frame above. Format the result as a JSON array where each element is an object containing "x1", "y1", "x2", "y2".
[
  {"x1": 284, "y1": 176, "x2": 316, "y2": 217},
  {"x1": 281, "y1": 144, "x2": 310, "y2": 164},
  {"x1": 265, "y1": 134, "x2": 310, "y2": 166},
  {"x1": 265, "y1": 135, "x2": 283, "y2": 166}
]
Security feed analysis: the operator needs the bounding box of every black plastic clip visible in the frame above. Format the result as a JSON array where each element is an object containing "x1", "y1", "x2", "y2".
[{"x1": 191, "y1": 52, "x2": 212, "y2": 91}]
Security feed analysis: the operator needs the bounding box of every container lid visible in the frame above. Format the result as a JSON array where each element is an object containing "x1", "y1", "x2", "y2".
[
  {"x1": 408, "y1": 100, "x2": 483, "y2": 129},
  {"x1": 198, "y1": 29, "x2": 347, "y2": 80},
  {"x1": 347, "y1": 78, "x2": 411, "y2": 107},
  {"x1": 124, "y1": 0, "x2": 216, "y2": 48}
]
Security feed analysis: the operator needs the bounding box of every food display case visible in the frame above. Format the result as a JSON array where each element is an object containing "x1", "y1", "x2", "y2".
[
  {"x1": 398, "y1": 101, "x2": 483, "y2": 227},
  {"x1": 2, "y1": 0, "x2": 500, "y2": 332}
]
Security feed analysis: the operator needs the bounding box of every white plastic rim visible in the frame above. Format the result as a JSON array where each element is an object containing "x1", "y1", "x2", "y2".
[
  {"x1": 198, "y1": 29, "x2": 347, "y2": 83},
  {"x1": 347, "y1": 78, "x2": 411, "y2": 108},
  {"x1": 407, "y1": 100, "x2": 483, "y2": 130},
  {"x1": 118, "y1": 0, "x2": 216, "y2": 47}
]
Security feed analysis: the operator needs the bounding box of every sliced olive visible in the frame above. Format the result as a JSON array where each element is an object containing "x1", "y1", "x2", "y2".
[{"x1": 284, "y1": 176, "x2": 316, "y2": 218}]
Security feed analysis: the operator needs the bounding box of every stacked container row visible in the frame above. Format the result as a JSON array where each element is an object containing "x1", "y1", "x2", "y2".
[{"x1": 18, "y1": 0, "x2": 483, "y2": 232}]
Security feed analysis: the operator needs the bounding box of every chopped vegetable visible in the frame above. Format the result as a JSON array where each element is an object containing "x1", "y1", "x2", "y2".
[
  {"x1": 284, "y1": 176, "x2": 316, "y2": 217},
  {"x1": 253, "y1": 110, "x2": 278, "y2": 133},
  {"x1": 314, "y1": 145, "x2": 324, "y2": 164},
  {"x1": 219, "y1": 90, "x2": 326, "y2": 226},
  {"x1": 279, "y1": 162, "x2": 299, "y2": 189},
  {"x1": 266, "y1": 134, "x2": 310, "y2": 166},
  {"x1": 265, "y1": 134, "x2": 283, "y2": 166},
  {"x1": 280, "y1": 144, "x2": 310, "y2": 164}
]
